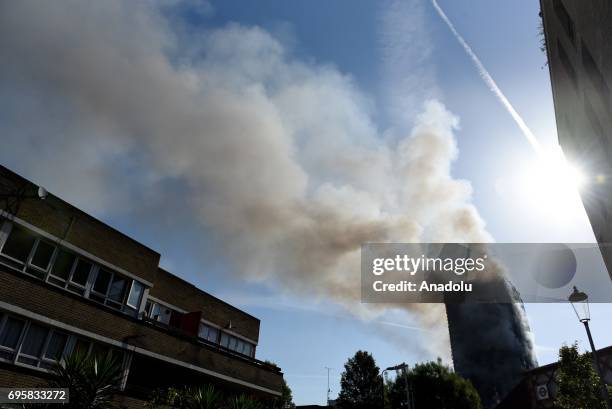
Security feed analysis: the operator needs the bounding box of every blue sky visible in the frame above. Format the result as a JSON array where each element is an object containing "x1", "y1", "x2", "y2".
[{"x1": 1, "y1": 0, "x2": 611, "y2": 406}]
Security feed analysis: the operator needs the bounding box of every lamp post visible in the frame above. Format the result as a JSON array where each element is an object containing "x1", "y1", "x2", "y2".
[
  {"x1": 381, "y1": 363, "x2": 413, "y2": 409},
  {"x1": 568, "y1": 286, "x2": 612, "y2": 409},
  {"x1": 380, "y1": 367, "x2": 390, "y2": 409}
]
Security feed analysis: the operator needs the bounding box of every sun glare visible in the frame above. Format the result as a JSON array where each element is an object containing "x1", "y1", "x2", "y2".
[{"x1": 518, "y1": 147, "x2": 588, "y2": 223}]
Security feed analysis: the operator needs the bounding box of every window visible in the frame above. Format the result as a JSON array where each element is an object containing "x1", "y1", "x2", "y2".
[
  {"x1": 44, "y1": 332, "x2": 68, "y2": 361},
  {"x1": 0, "y1": 313, "x2": 125, "y2": 372},
  {"x1": 18, "y1": 325, "x2": 70, "y2": 369},
  {"x1": 0, "y1": 316, "x2": 26, "y2": 361},
  {"x1": 0, "y1": 221, "x2": 148, "y2": 318},
  {"x1": 146, "y1": 301, "x2": 172, "y2": 325},
  {"x1": 18, "y1": 323, "x2": 49, "y2": 366},
  {"x1": 49, "y1": 250, "x2": 76, "y2": 281},
  {"x1": 219, "y1": 332, "x2": 255, "y2": 357},
  {"x1": 0, "y1": 224, "x2": 36, "y2": 263},
  {"x1": 92, "y1": 268, "x2": 112, "y2": 294},
  {"x1": 220, "y1": 333, "x2": 229, "y2": 348},
  {"x1": 126, "y1": 281, "x2": 144, "y2": 309},
  {"x1": 243, "y1": 343, "x2": 253, "y2": 357},
  {"x1": 198, "y1": 323, "x2": 219, "y2": 343},
  {"x1": 107, "y1": 275, "x2": 128, "y2": 309},
  {"x1": 30, "y1": 240, "x2": 56, "y2": 271},
  {"x1": 71, "y1": 259, "x2": 92, "y2": 286}
]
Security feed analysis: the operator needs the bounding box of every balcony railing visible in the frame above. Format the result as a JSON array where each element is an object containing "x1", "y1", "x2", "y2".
[{"x1": 141, "y1": 316, "x2": 281, "y2": 374}]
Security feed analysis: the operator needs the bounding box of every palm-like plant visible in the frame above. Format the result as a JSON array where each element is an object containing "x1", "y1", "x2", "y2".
[
  {"x1": 226, "y1": 395, "x2": 264, "y2": 409},
  {"x1": 50, "y1": 351, "x2": 123, "y2": 409},
  {"x1": 147, "y1": 385, "x2": 265, "y2": 409},
  {"x1": 147, "y1": 385, "x2": 223, "y2": 409},
  {"x1": 187, "y1": 385, "x2": 223, "y2": 409}
]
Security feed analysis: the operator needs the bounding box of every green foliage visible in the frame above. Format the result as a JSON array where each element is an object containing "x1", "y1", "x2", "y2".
[
  {"x1": 146, "y1": 386, "x2": 224, "y2": 409},
  {"x1": 49, "y1": 351, "x2": 123, "y2": 409},
  {"x1": 189, "y1": 385, "x2": 224, "y2": 409},
  {"x1": 274, "y1": 378, "x2": 295, "y2": 409},
  {"x1": 554, "y1": 342, "x2": 611, "y2": 409},
  {"x1": 336, "y1": 350, "x2": 383, "y2": 409},
  {"x1": 387, "y1": 359, "x2": 481, "y2": 409},
  {"x1": 226, "y1": 395, "x2": 264, "y2": 409},
  {"x1": 146, "y1": 385, "x2": 272, "y2": 409},
  {"x1": 260, "y1": 362, "x2": 294, "y2": 409}
]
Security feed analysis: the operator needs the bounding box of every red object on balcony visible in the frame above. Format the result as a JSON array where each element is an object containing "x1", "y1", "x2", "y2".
[
  {"x1": 180, "y1": 311, "x2": 202, "y2": 337},
  {"x1": 168, "y1": 310, "x2": 183, "y2": 329}
]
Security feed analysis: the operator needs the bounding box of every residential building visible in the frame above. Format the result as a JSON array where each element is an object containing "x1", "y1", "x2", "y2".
[
  {"x1": 0, "y1": 165, "x2": 283, "y2": 407},
  {"x1": 540, "y1": 0, "x2": 612, "y2": 280},
  {"x1": 496, "y1": 345, "x2": 612, "y2": 408}
]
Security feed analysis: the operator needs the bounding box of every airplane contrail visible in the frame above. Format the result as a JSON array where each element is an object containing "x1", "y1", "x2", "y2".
[{"x1": 431, "y1": 0, "x2": 543, "y2": 155}]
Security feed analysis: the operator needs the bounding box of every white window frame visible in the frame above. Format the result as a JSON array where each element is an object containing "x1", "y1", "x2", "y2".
[
  {"x1": 67, "y1": 257, "x2": 94, "y2": 291},
  {"x1": 0, "y1": 222, "x2": 39, "y2": 270},
  {"x1": 15, "y1": 323, "x2": 69, "y2": 369},
  {"x1": 0, "y1": 314, "x2": 27, "y2": 362},
  {"x1": 45, "y1": 248, "x2": 78, "y2": 285},
  {"x1": 0, "y1": 312, "x2": 131, "y2": 377},
  {"x1": 28, "y1": 238, "x2": 58, "y2": 273},
  {"x1": 198, "y1": 322, "x2": 220, "y2": 344},
  {"x1": 126, "y1": 280, "x2": 144, "y2": 309},
  {"x1": 219, "y1": 331, "x2": 256, "y2": 358}
]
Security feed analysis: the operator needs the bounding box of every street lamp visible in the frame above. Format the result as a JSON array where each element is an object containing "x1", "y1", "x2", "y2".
[
  {"x1": 381, "y1": 363, "x2": 413, "y2": 409},
  {"x1": 568, "y1": 286, "x2": 612, "y2": 409}
]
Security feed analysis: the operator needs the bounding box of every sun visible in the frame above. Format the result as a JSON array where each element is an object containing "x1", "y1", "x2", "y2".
[
  {"x1": 518, "y1": 146, "x2": 588, "y2": 223},
  {"x1": 534, "y1": 151, "x2": 587, "y2": 192}
]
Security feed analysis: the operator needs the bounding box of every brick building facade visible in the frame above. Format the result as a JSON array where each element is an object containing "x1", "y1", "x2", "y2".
[
  {"x1": 497, "y1": 346, "x2": 612, "y2": 408},
  {"x1": 0, "y1": 165, "x2": 283, "y2": 407}
]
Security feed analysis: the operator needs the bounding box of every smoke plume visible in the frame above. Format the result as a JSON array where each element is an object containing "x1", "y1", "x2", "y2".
[{"x1": 1, "y1": 0, "x2": 503, "y2": 360}]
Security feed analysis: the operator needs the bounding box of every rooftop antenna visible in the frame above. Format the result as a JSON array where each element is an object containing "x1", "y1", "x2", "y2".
[{"x1": 325, "y1": 367, "x2": 332, "y2": 405}]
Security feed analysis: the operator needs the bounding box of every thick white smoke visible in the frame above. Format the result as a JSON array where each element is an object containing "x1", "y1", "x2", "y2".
[{"x1": 0, "y1": 1, "x2": 491, "y2": 358}]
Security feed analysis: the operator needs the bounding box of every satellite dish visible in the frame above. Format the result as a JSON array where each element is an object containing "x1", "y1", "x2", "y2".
[{"x1": 37, "y1": 186, "x2": 48, "y2": 200}]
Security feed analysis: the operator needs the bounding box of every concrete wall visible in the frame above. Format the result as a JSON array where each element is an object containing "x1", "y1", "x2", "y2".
[{"x1": 541, "y1": 0, "x2": 612, "y2": 280}]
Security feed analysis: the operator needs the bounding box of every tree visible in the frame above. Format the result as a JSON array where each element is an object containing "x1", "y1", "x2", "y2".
[
  {"x1": 554, "y1": 342, "x2": 611, "y2": 409},
  {"x1": 336, "y1": 351, "x2": 383, "y2": 409},
  {"x1": 276, "y1": 378, "x2": 295, "y2": 409},
  {"x1": 387, "y1": 359, "x2": 481, "y2": 409},
  {"x1": 261, "y1": 361, "x2": 294, "y2": 409}
]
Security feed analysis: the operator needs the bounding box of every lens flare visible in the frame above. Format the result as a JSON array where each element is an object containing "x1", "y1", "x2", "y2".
[{"x1": 518, "y1": 147, "x2": 588, "y2": 223}]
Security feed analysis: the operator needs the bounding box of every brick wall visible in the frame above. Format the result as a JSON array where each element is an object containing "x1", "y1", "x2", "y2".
[
  {"x1": 0, "y1": 166, "x2": 161, "y2": 283},
  {"x1": 0, "y1": 365, "x2": 48, "y2": 388},
  {"x1": 150, "y1": 268, "x2": 260, "y2": 342},
  {"x1": 0, "y1": 269, "x2": 282, "y2": 394}
]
